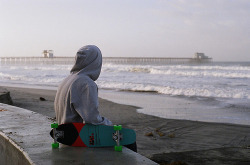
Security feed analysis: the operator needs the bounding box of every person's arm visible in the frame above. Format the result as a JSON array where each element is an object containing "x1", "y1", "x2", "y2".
[{"x1": 71, "y1": 83, "x2": 112, "y2": 126}]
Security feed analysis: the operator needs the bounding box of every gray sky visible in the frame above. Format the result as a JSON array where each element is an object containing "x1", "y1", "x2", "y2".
[{"x1": 1, "y1": 0, "x2": 249, "y2": 61}]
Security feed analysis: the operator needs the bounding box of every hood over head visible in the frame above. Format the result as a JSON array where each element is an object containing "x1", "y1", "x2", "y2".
[{"x1": 70, "y1": 45, "x2": 102, "y2": 81}]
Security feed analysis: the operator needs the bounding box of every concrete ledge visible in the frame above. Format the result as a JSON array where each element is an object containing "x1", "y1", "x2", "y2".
[
  {"x1": 0, "y1": 132, "x2": 34, "y2": 165},
  {"x1": 0, "y1": 103, "x2": 157, "y2": 165}
]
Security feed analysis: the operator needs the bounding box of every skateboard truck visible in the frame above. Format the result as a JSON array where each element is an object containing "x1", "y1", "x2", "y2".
[
  {"x1": 113, "y1": 125, "x2": 122, "y2": 151},
  {"x1": 51, "y1": 123, "x2": 59, "y2": 148}
]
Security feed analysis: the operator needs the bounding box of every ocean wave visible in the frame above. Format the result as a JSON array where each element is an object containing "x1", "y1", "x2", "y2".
[
  {"x1": 149, "y1": 69, "x2": 250, "y2": 78},
  {"x1": 169, "y1": 65, "x2": 250, "y2": 71},
  {"x1": 97, "y1": 81, "x2": 250, "y2": 100},
  {"x1": 0, "y1": 72, "x2": 62, "y2": 85},
  {"x1": 1, "y1": 62, "x2": 250, "y2": 102},
  {"x1": 103, "y1": 63, "x2": 250, "y2": 71},
  {"x1": 102, "y1": 63, "x2": 250, "y2": 79}
]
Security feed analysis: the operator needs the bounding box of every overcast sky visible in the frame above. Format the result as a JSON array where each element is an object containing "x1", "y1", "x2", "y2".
[{"x1": 0, "y1": 0, "x2": 249, "y2": 61}]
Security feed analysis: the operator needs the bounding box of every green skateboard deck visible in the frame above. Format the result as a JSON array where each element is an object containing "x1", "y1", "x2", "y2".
[{"x1": 50, "y1": 123, "x2": 136, "y2": 151}]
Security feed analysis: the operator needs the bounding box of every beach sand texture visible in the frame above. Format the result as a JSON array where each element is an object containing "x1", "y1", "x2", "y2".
[{"x1": 1, "y1": 86, "x2": 250, "y2": 165}]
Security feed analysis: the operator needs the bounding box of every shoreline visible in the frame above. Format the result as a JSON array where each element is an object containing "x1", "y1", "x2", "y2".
[
  {"x1": 99, "y1": 89, "x2": 250, "y2": 126},
  {"x1": 2, "y1": 83, "x2": 250, "y2": 126},
  {"x1": 1, "y1": 85, "x2": 250, "y2": 164}
]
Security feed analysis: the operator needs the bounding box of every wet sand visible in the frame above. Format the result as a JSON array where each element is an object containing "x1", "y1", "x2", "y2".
[{"x1": 1, "y1": 86, "x2": 250, "y2": 165}]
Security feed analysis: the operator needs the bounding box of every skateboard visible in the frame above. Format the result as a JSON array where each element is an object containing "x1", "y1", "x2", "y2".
[{"x1": 50, "y1": 123, "x2": 136, "y2": 151}]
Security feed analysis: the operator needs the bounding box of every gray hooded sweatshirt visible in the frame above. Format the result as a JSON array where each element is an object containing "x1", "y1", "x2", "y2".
[{"x1": 54, "y1": 45, "x2": 112, "y2": 125}]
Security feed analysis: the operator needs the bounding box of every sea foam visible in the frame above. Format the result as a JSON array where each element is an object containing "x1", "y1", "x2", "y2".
[{"x1": 1, "y1": 62, "x2": 250, "y2": 101}]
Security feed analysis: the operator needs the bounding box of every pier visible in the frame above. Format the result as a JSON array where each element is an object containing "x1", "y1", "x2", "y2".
[
  {"x1": 0, "y1": 57, "x2": 75, "y2": 65},
  {"x1": 103, "y1": 57, "x2": 212, "y2": 65},
  {"x1": 0, "y1": 56, "x2": 212, "y2": 65}
]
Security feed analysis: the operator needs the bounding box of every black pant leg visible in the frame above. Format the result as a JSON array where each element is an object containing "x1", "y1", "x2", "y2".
[{"x1": 124, "y1": 142, "x2": 137, "y2": 152}]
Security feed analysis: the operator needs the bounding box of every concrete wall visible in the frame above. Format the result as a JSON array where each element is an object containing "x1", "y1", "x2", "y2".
[
  {"x1": 0, "y1": 104, "x2": 157, "y2": 165},
  {"x1": 0, "y1": 132, "x2": 33, "y2": 165}
]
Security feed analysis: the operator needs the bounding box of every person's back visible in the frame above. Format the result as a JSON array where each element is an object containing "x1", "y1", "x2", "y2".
[{"x1": 54, "y1": 45, "x2": 112, "y2": 126}]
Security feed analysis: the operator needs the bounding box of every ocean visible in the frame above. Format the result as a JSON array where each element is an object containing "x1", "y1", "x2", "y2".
[{"x1": 1, "y1": 60, "x2": 250, "y2": 125}]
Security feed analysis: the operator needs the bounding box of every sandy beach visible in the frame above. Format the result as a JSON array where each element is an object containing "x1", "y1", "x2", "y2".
[{"x1": 1, "y1": 86, "x2": 250, "y2": 165}]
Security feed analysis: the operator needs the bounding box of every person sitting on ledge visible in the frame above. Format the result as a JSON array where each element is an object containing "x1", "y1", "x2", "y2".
[
  {"x1": 54, "y1": 45, "x2": 112, "y2": 125},
  {"x1": 54, "y1": 45, "x2": 137, "y2": 152}
]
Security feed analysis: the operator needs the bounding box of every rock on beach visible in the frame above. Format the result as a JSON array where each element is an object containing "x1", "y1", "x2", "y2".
[{"x1": 0, "y1": 89, "x2": 13, "y2": 105}]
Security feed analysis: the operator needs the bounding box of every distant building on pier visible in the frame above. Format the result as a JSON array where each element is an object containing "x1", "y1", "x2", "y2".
[
  {"x1": 42, "y1": 50, "x2": 54, "y2": 58},
  {"x1": 194, "y1": 52, "x2": 209, "y2": 59}
]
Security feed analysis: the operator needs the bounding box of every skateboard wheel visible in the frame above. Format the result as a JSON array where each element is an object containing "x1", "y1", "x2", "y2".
[
  {"x1": 114, "y1": 125, "x2": 122, "y2": 131},
  {"x1": 114, "y1": 145, "x2": 122, "y2": 151},
  {"x1": 51, "y1": 123, "x2": 58, "y2": 128},
  {"x1": 52, "y1": 142, "x2": 59, "y2": 148}
]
